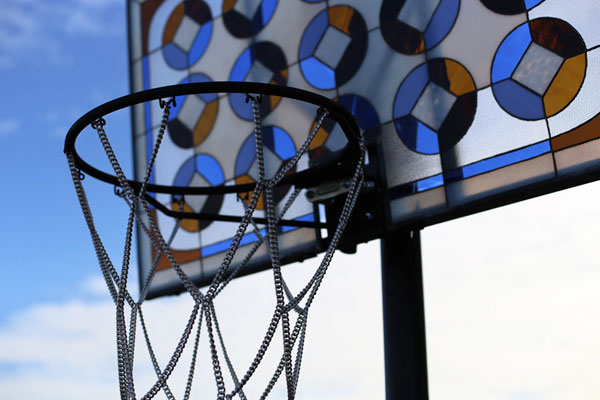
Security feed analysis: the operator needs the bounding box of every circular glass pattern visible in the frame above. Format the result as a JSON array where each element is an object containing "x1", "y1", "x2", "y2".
[
  {"x1": 171, "y1": 154, "x2": 225, "y2": 232},
  {"x1": 229, "y1": 42, "x2": 288, "y2": 120},
  {"x1": 168, "y1": 74, "x2": 218, "y2": 149},
  {"x1": 162, "y1": 0, "x2": 213, "y2": 69},
  {"x1": 299, "y1": 5, "x2": 368, "y2": 90},
  {"x1": 491, "y1": 18, "x2": 587, "y2": 120},
  {"x1": 380, "y1": 0, "x2": 459, "y2": 55},
  {"x1": 235, "y1": 126, "x2": 296, "y2": 209},
  {"x1": 309, "y1": 94, "x2": 380, "y2": 159},
  {"x1": 480, "y1": 0, "x2": 544, "y2": 15},
  {"x1": 393, "y1": 58, "x2": 477, "y2": 154},
  {"x1": 222, "y1": 0, "x2": 278, "y2": 38}
]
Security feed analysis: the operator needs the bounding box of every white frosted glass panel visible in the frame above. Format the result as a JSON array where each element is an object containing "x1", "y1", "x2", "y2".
[
  {"x1": 148, "y1": 50, "x2": 188, "y2": 88},
  {"x1": 247, "y1": 147, "x2": 281, "y2": 180},
  {"x1": 204, "y1": 0, "x2": 224, "y2": 19},
  {"x1": 134, "y1": 134, "x2": 149, "y2": 180},
  {"x1": 255, "y1": 1, "x2": 326, "y2": 66},
  {"x1": 178, "y1": 95, "x2": 206, "y2": 131},
  {"x1": 129, "y1": 1, "x2": 143, "y2": 60},
  {"x1": 148, "y1": 0, "x2": 181, "y2": 54},
  {"x1": 447, "y1": 154, "x2": 555, "y2": 204},
  {"x1": 314, "y1": 27, "x2": 352, "y2": 69},
  {"x1": 189, "y1": 18, "x2": 248, "y2": 81},
  {"x1": 427, "y1": 0, "x2": 526, "y2": 89},
  {"x1": 187, "y1": 174, "x2": 210, "y2": 212},
  {"x1": 151, "y1": 260, "x2": 201, "y2": 289},
  {"x1": 339, "y1": 30, "x2": 425, "y2": 125},
  {"x1": 380, "y1": 122, "x2": 443, "y2": 188},
  {"x1": 194, "y1": 99, "x2": 252, "y2": 181},
  {"x1": 262, "y1": 95, "x2": 326, "y2": 151},
  {"x1": 555, "y1": 138, "x2": 600, "y2": 175},
  {"x1": 233, "y1": 0, "x2": 261, "y2": 19},
  {"x1": 324, "y1": 124, "x2": 348, "y2": 152},
  {"x1": 200, "y1": 196, "x2": 247, "y2": 246},
  {"x1": 279, "y1": 228, "x2": 318, "y2": 255},
  {"x1": 398, "y1": 0, "x2": 439, "y2": 32},
  {"x1": 147, "y1": 52, "x2": 188, "y2": 128},
  {"x1": 411, "y1": 82, "x2": 457, "y2": 131},
  {"x1": 172, "y1": 15, "x2": 201, "y2": 52},
  {"x1": 279, "y1": 188, "x2": 314, "y2": 220},
  {"x1": 512, "y1": 42, "x2": 563, "y2": 96},
  {"x1": 390, "y1": 187, "x2": 446, "y2": 222},
  {"x1": 153, "y1": 126, "x2": 195, "y2": 187},
  {"x1": 452, "y1": 88, "x2": 549, "y2": 167},
  {"x1": 244, "y1": 60, "x2": 273, "y2": 82}
]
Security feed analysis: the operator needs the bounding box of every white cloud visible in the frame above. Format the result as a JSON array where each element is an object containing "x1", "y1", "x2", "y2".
[
  {"x1": 0, "y1": 0, "x2": 123, "y2": 68},
  {"x1": 0, "y1": 118, "x2": 19, "y2": 136},
  {"x1": 0, "y1": 242, "x2": 385, "y2": 400},
  {"x1": 422, "y1": 181, "x2": 600, "y2": 400},
  {"x1": 78, "y1": 275, "x2": 112, "y2": 297}
]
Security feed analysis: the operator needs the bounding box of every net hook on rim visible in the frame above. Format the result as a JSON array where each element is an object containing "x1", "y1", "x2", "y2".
[
  {"x1": 91, "y1": 117, "x2": 106, "y2": 130},
  {"x1": 245, "y1": 93, "x2": 263, "y2": 103},
  {"x1": 159, "y1": 96, "x2": 176, "y2": 109}
]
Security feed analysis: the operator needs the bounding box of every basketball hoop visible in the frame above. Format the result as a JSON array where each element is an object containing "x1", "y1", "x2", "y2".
[{"x1": 65, "y1": 82, "x2": 365, "y2": 399}]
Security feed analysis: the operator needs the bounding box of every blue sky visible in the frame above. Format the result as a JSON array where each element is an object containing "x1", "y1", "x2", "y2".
[
  {"x1": 0, "y1": 0, "x2": 130, "y2": 319},
  {"x1": 1, "y1": 1, "x2": 600, "y2": 399}
]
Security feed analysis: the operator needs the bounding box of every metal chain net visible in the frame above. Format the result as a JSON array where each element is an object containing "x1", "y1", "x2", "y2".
[{"x1": 66, "y1": 93, "x2": 365, "y2": 399}]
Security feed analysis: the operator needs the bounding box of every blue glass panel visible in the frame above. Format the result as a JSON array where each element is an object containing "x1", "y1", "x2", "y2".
[
  {"x1": 462, "y1": 141, "x2": 551, "y2": 178},
  {"x1": 272, "y1": 127, "x2": 296, "y2": 160},
  {"x1": 395, "y1": 117, "x2": 418, "y2": 150},
  {"x1": 196, "y1": 154, "x2": 225, "y2": 185},
  {"x1": 263, "y1": 126, "x2": 276, "y2": 152},
  {"x1": 424, "y1": 0, "x2": 460, "y2": 50},
  {"x1": 189, "y1": 21, "x2": 213, "y2": 66},
  {"x1": 162, "y1": 43, "x2": 188, "y2": 70},
  {"x1": 261, "y1": 0, "x2": 278, "y2": 26},
  {"x1": 174, "y1": 156, "x2": 196, "y2": 186},
  {"x1": 299, "y1": 11, "x2": 328, "y2": 60},
  {"x1": 524, "y1": 0, "x2": 544, "y2": 9},
  {"x1": 146, "y1": 129, "x2": 155, "y2": 187},
  {"x1": 239, "y1": 230, "x2": 263, "y2": 246},
  {"x1": 281, "y1": 213, "x2": 314, "y2": 233},
  {"x1": 236, "y1": 133, "x2": 257, "y2": 176},
  {"x1": 142, "y1": 56, "x2": 152, "y2": 132},
  {"x1": 202, "y1": 239, "x2": 230, "y2": 257},
  {"x1": 142, "y1": 56, "x2": 150, "y2": 91},
  {"x1": 189, "y1": 74, "x2": 217, "y2": 102},
  {"x1": 492, "y1": 23, "x2": 532, "y2": 83},
  {"x1": 300, "y1": 57, "x2": 335, "y2": 89},
  {"x1": 233, "y1": 94, "x2": 253, "y2": 120},
  {"x1": 416, "y1": 121, "x2": 440, "y2": 154},
  {"x1": 417, "y1": 174, "x2": 444, "y2": 192},
  {"x1": 493, "y1": 79, "x2": 545, "y2": 120},
  {"x1": 393, "y1": 63, "x2": 429, "y2": 118},
  {"x1": 202, "y1": 229, "x2": 265, "y2": 258},
  {"x1": 339, "y1": 95, "x2": 380, "y2": 131},
  {"x1": 230, "y1": 47, "x2": 252, "y2": 81}
]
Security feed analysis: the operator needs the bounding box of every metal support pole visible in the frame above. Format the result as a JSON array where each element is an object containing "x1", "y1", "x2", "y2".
[{"x1": 380, "y1": 229, "x2": 429, "y2": 400}]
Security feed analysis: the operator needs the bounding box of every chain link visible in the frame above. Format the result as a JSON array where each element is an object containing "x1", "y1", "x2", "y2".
[{"x1": 68, "y1": 93, "x2": 366, "y2": 400}]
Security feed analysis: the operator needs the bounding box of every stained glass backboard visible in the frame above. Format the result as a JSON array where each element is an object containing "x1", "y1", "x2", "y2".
[{"x1": 128, "y1": 0, "x2": 600, "y2": 299}]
